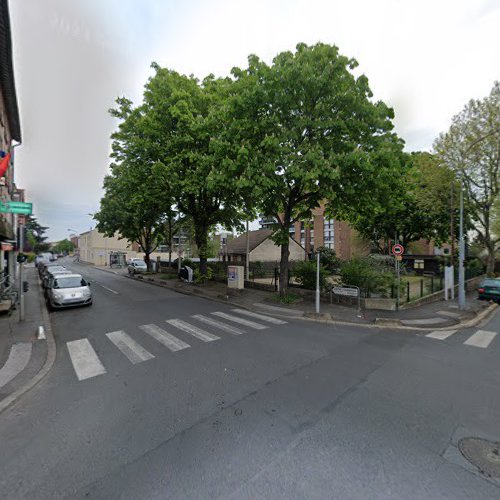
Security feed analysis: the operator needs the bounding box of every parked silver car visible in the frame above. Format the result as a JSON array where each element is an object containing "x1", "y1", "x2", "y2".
[
  {"x1": 128, "y1": 260, "x2": 148, "y2": 275},
  {"x1": 46, "y1": 273, "x2": 92, "y2": 309},
  {"x1": 42, "y1": 267, "x2": 72, "y2": 291}
]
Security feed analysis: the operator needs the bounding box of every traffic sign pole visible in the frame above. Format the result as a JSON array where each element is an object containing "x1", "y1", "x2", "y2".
[
  {"x1": 391, "y1": 244, "x2": 404, "y2": 311},
  {"x1": 396, "y1": 257, "x2": 400, "y2": 311},
  {"x1": 19, "y1": 221, "x2": 25, "y2": 321}
]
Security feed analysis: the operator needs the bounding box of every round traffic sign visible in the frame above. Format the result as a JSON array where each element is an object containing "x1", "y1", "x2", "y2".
[{"x1": 392, "y1": 244, "x2": 404, "y2": 255}]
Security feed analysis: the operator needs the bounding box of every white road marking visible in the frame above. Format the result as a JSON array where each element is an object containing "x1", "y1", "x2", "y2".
[
  {"x1": 231, "y1": 308, "x2": 287, "y2": 325},
  {"x1": 426, "y1": 330, "x2": 457, "y2": 340},
  {"x1": 106, "y1": 330, "x2": 154, "y2": 364},
  {"x1": 464, "y1": 330, "x2": 497, "y2": 349},
  {"x1": 166, "y1": 319, "x2": 220, "y2": 342},
  {"x1": 0, "y1": 343, "x2": 32, "y2": 389},
  {"x1": 192, "y1": 314, "x2": 245, "y2": 335},
  {"x1": 211, "y1": 312, "x2": 268, "y2": 330},
  {"x1": 98, "y1": 284, "x2": 119, "y2": 294},
  {"x1": 139, "y1": 324, "x2": 190, "y2": 352},
  {"x1": 67, "y1": 339, "x2": 107, "y2": 381}
]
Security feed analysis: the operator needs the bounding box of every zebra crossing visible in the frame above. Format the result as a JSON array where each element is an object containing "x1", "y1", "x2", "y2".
[
  {"x1": 425, "y1": 328, "x2": 498, "y2": 349},
  {"x1": 66, "y1": 309, "x2": 285, "y2": 381}
]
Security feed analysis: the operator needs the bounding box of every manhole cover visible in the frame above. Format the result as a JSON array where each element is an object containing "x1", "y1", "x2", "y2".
[{"x1": 458, "y1": 437, "x2": 500, "y2": 478}]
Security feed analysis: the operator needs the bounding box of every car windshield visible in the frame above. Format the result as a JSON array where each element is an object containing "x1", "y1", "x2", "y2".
[
  {"x1": 135, "y1": 262, "x2": 147, "y2": 267},
  {"x1": 53, "y1": 277, "x2": 86, "y2": 289}
]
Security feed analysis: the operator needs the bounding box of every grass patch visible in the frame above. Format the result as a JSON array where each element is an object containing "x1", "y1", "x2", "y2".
[
  {"x1": 157, "y1": 272, "x2": 178, "y2": 280},
  {"x1": 272, "y1": 292, "x2": 299, "y2": 305}
]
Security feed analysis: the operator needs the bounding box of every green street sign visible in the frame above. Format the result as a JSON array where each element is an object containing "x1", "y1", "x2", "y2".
[{"x1": 0, "y1": 201, "x2": 33, "y2": 215}]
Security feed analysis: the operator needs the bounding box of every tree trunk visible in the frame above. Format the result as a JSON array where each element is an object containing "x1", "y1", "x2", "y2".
[
  {"x1": 486, "y1": 247, "x2": 496, "y2": 276},
  {"x1": 144, "y1": 251, "x2": 151, "y2": 271},
  {"x1": 195, "y1": 223, "x2": 209, "y2": 277},
  {"x1": 168, "y1": 218, "x2": 173, "y2": 267},
  {"x1": 279, "y1": 241, "x2": 289, "y2": 296}
]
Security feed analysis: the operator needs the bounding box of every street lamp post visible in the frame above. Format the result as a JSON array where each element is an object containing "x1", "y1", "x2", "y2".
[
  {"x1": 315, "y1": 250, "x2": 320, "y2": 314},
  {"x1": 458, "y1": 185, "x2": 466, "y2": 310}
]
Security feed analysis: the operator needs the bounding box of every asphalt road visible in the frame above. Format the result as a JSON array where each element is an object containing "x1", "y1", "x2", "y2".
[{"x1": 0, "y1": 258, "x2": 499, "y2": 499}]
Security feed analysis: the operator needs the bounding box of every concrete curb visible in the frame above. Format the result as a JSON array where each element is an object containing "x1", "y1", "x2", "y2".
[
  {"x1": 127, "y1": 274, "x2": 499, "y2": 332},
  {"x1": 0, "y1": 277, "x2": 57, "y2": 415}
]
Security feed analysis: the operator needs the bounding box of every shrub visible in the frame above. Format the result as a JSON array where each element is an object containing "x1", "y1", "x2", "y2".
[
  {"x1": 181, "y1": 258, "x2": 194, "y2": 268},
  {"x1": 340, "y1": 257, "x2": 393, "y2": 295},
  {"x1": 252, "y1": 261, "x2": 265, "y2": 278},
  {"x1": 293, "y1": 260, "x2": 328, "y2": 290},
  {"x1": 193, "y1": 266, "x2": 214, "y2": 284},
  {"x1": 317, "y1": 247, "x2": 340, "y2": 273}
]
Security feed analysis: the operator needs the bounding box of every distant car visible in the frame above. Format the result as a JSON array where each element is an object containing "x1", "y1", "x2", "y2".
[
  {"x1": 128, "y1": 260, "x2": 148, "y2": 275},
  {"x1": 38, "y1": 261, "x2": 61, "y2": 276},
  {"x1": 477, "y1": 278, "x2": 500, "y2": 303},
  {"x1": 46, "y1": 273, "x2": 92, "y2": 309},
  {"x1": 127, "y1": 257, "x2": 144, "y2": 265}
]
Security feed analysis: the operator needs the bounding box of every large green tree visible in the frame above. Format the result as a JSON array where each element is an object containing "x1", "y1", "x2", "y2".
[
  {"x1": 144, "y1": 65, "x2": 243, "y2": 276},
  {"x1": 230, "y1": 43, "x2": 404, "y2": 294},
  {"x1": 95, "y1": 98, "x2": 174, "y2": 269},
  {"x1": 24, "y1": 216, "x2": 49, "y2": 253},
  {"x1": 353, "y1": 152, "x2": 459, "y2": 252},
  {"x1": 434, "y1": 81, "x2": 500, "y2": 274},
  {"x1": 52, "y1": 239, "x2": 74, "y2": 254}
]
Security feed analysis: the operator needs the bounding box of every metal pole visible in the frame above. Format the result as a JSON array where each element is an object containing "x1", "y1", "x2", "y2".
[
  {"x1": 396, "y1": 258, "x2": 400, "y2": 311},
  {"x1": 245, "y1": 220, "x2": 250, "y2": 281},
  {"x1": 458, "y1": 183, "x2": 466, "y2": 310},
  {"x1": 19, "y1": 221, "x2": 25, "y2": 321},
  {"x1": 315, "y1": 251, "x2": 320, "y2": 314}
]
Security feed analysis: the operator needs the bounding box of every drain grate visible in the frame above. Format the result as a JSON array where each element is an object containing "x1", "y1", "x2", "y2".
[{"x1": 458, "y1": 437, "x2": 500, "y2": 479}]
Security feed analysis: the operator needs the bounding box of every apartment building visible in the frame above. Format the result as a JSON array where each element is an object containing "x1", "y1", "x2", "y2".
[{"x1": 260, "y1": 206, "x2": 368, "y2": 260}]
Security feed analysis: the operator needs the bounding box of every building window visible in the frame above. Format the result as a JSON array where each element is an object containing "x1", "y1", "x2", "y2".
[{"x1": 323, "y1": 219, "x2": 335, "y2": 249}]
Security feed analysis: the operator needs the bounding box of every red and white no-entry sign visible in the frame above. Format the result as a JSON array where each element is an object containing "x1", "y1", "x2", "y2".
[{"x1": 392, "y1": 244, "x2": 404, "y2": 256}]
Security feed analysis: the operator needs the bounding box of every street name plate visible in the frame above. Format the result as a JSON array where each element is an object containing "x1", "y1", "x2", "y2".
[
  {"x1": 333, "y1": 286, "x2": 359, "y2": 297},
  {"x1": 0, "y1": 201, "x2": 32, "y2": 215}
]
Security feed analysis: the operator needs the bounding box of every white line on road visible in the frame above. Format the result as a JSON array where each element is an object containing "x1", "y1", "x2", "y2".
[
  {"x1": 67, "y1": 339, "x2": 107, "y2": 381},
  {"x1": 166, "y1": 319, "x2": 220, "y2": 342},
  {"x1": 211, "y1": 312, "x2": 268, "y2": 330},
  {"x1": 463, "y1": 330, "x2": 497, "y2": 349},
  {"x1": 231, "y1": 308, "x2": 287, "y2": 325},
  {"x1": 192, "y1": 314, "x2": 245, "y2": 335},
  {"x1": 106, "y1": 330, "x2": 155, "y2": 364},
  {"x1": 425, "y1": 330, "x2": 457, "y2": 340},
  {"x1": 0, "y1": 343, "x2": 32, "y2": 389},
  {"x1": 139, "y1": 324, "x2": 190, "y2": 352},
  {"x1": 97, "y1": 284, "x2": 119, "y2": 294}
]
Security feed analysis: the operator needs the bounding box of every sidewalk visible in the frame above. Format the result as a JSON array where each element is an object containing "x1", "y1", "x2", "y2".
[
  {"x1": 0, "y1": 266, "x2": 55, "y2": 414},
  {"x1": 122, "y1": 271, "x2": 498, "y2": 330}
]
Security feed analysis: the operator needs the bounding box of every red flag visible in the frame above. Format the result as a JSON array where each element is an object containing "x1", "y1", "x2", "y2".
[{"x1": 0, "y1": 152, "x2": 11, "y2": 178}]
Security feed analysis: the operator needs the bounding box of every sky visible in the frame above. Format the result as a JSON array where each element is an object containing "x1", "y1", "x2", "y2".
[{"x1": 8, "y1": 0, "x2": 500, "y2": 241}]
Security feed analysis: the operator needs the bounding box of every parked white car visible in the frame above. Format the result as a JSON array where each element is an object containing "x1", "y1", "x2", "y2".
[{"x1": 46, "y1": 273, "x2": 92, "y2": 310}]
